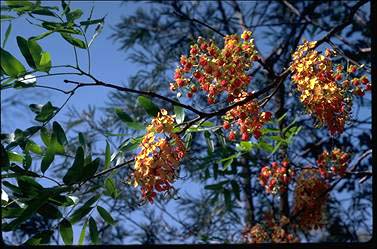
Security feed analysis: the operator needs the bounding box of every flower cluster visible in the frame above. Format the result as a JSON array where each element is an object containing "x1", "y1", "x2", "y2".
[
  {"x1": 170, "y1": 30, "x2": 258, "y2": 104},
  {"x1": 293, "y1": 168, "x2": 329, "y2": 231},
  {"x1": 242, "y1": 216, "x2": 299, "y2": 243},
  {"x1": 317, "y1": 148, "x2": 349, "y2": 178},
  {"x1": 259, "y1": 160, "x2": 295, "y2": 194},
  {"x1": 222, "y1": 91, "x2": 272, "y2": 141},
  {"x1": 242, "y1": 224, "x2": 269, "y2": 243},
  {"x1": 290, "y1": 41, "x2": 371, "y2": 135},
  {"x1": 133, "y1": 109, "x2": 186, "y2": 203}
]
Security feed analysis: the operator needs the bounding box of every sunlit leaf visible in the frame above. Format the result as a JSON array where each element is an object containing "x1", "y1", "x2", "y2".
[
  {"x1": 0, "y1": 48, "x2": 26, "y2": 77},
  {"x1": 78, "y1": 219, "x2": 88, "y2": 245},
  {"x1": 60, "y1": 33, "x2": 86, "y2": 49},
  {"x1": 174, "y1": 105, "x2": 185, "y2": 124}
]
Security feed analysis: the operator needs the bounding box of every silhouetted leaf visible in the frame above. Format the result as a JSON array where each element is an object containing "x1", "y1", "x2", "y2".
[
  {"x1": 97, "y1": 206, "x2": 115, "y2": 225},
  {"x1": 89, "y1": 216, "x2": 99, "y2": 244},
  {"x1": 59, "y1": 218, "x2": 73, "y2": 245},
  {"x1": 63, "y1": 147, "x2": 85, "y2": 185},
  {"x1": 137, "y1": 96, "x2": 160, "y2": 117}
]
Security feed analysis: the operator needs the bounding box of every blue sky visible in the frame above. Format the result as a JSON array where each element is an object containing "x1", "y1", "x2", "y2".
[{"x1": 1, "y1": 1, "x2": 142, "y2": 131}]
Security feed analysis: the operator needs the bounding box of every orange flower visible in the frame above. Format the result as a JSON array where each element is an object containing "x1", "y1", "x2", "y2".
[
  {"x1": 134, "y1": 109, "x2": 186, "y2": 203},
  {"x1": 293, "y1": 168, "x2": 329, "y2": 231},
  {"x1": 290, "y1": 41, "x2": 369, "y2": 135},
  {"x1": 317, "y1": 148, "x2": 349, "y2": 178},
  {"x1": 171, "y1": 30, "x2": 258, "y2": 104}
]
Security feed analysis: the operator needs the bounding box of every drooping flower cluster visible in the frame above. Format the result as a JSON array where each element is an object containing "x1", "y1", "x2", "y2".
[
  {"x1": 292, "y1": 168, "x2": 329, "y2": 231},
  {"x1": 317, "y1": 148, "x2": 349, "y2": 178},
  {"x1": 222, "y1": 91, "x2": 272, "y2": 141},
  {"x1": 133, "y1": 109, "x2": 186, "y2": 203},
  {"x1": 170, "y1": 30, "x2": 258, "y2": 104},
  {"x1": 242, "y1": 216, "x2": 299, "y2": 243},
  {"x1": 242, "y1": 224, "x2": 269, "y2": 243},
  {"x1": 259, "y1": 160, "x2": 295, "y2": 194},
  {"x1": 290, "y1": 41, "x2": 371, "y2": 135}
]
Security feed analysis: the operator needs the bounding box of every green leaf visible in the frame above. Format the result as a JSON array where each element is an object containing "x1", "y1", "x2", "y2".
[
  {"x1": 277, "y1": 113, "x2": 287, "y2": 122},
  {"x1": 29, "y1": 103, "x2": 43, "y2": 113},
  {"x1": 119, "y1": 136, "x2": 143, "y2": 153},
  {"x1": 204, "y1": 131, "x2": 214, "y2": 153},
  {"x1": 115, "y1": 108, "x2": 132, "y2": 122},
  {"x1": 5, "y1": 0, "x2": 33, "y2": 8},
  {"x1": 0, "y1": 47, "x2": 26, "y2": 77},
  {"x1": 81, "y1": 158, "x2": 100, "y2": 181},
  {"x1": 26, "y1": 39, "x2": 52, "y2": 73},
  {"x1": 31, "y1": 8, "x2": 56, "y2": 17},
  {"x1": 230, "y1": 180, "x2": 241, "y2": 201},
  {"x1": 69, "y1": 206, "x2": 93, "y2": 224},
  {"x1": 61, "y1": 0, "x2": 70, "y2": 16},
  {"x1": 60, "y1": 33, "x2": 86, "y2": 49},
  {"x1": 104, "y1": 141, "x2": 111, "y2": 170},
  {"x1": 78, "y1": 132, "x2": 86, "y2": 147},
  {"x1": 68, "y1": 196, "x2": 99, "y2": 223},
  {"x1": 89, "y1": 217, "x2": 99, "y2": 244},
  {"x1": 258, "y1": 141, "x2": 274, "y2": 153},
  {"x1": 223, "y1": 189, "x2": 232, "y2": 210},
  {"x1": 115, "y1": 108, "x2": 145, "y2": 130},
  {"x1": 37, "y1": 203, "x2": 62, "y2": 219},
  {"x1": 38, "y1": 51, "x2": 51, "y2": 73},
  {"x1": 23, "y1": 152, "x2": 32, "y2": 169},
  {"x1": 137, "y1": 96, "x2": 160, "y2": 117},
  {"x1": 41, "y1": 147, "x2": 55, "y2": 173},
  {"x1": 97, "y1": 206, "x2": 115, "y2": 225},
  {"x1": 27, "y1": 38, "x2": 43, "y2": 67},
  {"x1": 40, "y1": 127, "x2": 51, "y2": 146},
  {"x1": 7, "y1": 151, "x2": 24, "y2": 163},
  {"x1": 80, "y1": 17, "x2": 104, "y2": 27},
  {"x1": 2, "y1": 22, "x2": 12, "y2": 48},
  {"x1": 53, "y1": 121, "x2": 68, "y2": 145},
  {"x1": 0, "y1": 144, "x2": 10, "y2": 168},
  {"x1": 204, "y1": 180, "x2": 228, "y2": 191},
  {"x1": 59, "y1": 218, "x2": 73, "y2": 245},
  {"x1": 17, "y1": 176, "x2": 43, "y2": 195},
  {"x1": 30, "y1": 31, "x2": 54, "y2": 41},
  {"x1": 0, "y1": 15, "x2": 16, "y2": 21},
  {"x1": 83, "y1": 194, "x2": 101, "y2": 207},
  {"x1": 174, "y1": 105, "x2": 185, "y2": 124},
  {"x1": 25, "y1": 140, "x2": 43, "y2": 155},
  {"x1": 35, "y1": 102, "x2": 57, "y2": 122},
  {"x1": 17, "y1": 36, "x2": 36, "y2": 68},
  {"x1": 42, "y1": 22, "x2": 80, "y2": 34},
  {"x1": 271, "y1": 141, "x2": 282, "y2": 155},
  {"x1": 10, "y1": 165, "x2": 39, "y2": 178},
  {"x1": 66, "y1": 9, "x2": 83, "y2": 21},
  {"x1": 236, "y1": 141, "x2": 253, "y2": 152},
  {"x1": 221, "y1": 158, "x2": 233, "y2": 171},
  {"x1": 63, "y1": 147, "x2": 85, "y2": 185},
  {"x1": 24, "y1": 230, "x2": 53, "y2": 245},
  {"x1": 126, "y1": 121, "x2": 145, "y2": 130},
  {"x1": 2, "y1": 192, "x2": 50, "y2": 231},
  {"x1": 49, "y1": 132, "x2": 65, "y2": 154},
  {"x1": 104, "y1": 178, "x2": 117, "y2": 198},
  {"x1": 78, "y1": 219, "x2": 88, "y2": 245}
]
